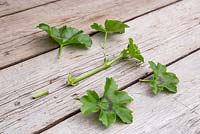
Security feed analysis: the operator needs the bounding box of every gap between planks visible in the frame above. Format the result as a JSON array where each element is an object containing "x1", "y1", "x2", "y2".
[{"x1": 0, "y1": 0, "x2": 182, "y2": 70}]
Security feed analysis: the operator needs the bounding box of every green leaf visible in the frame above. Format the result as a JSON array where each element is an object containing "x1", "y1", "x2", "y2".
[
  {"x1": 90, "y1": 20, "x2": 129, "y2": 49},
  {"x1": 105, "y1": 20, "x2": 129, "y2": 33},
  {"x1": 91, "y1": 20, "x2": 129, "y2": 34},
  {"x1": 38, "y1": 23, "x2": 92, "y2": 58},
  {"x1": 90, "y1": 23, "x2": 106, "y2": 33},
  {"x1": 79, "y1": 77, "x2": 133, "y2": 127},
  {"x1": 121, "y1": 38, "x2": 144, "y2": 62},
  {"x1": 141, "y1": 61, "x2": 179, "y2": 95},
  {"x1": 103, "y1": 78, "x2": 133, "y2": 105},
  {"x1": 99, "y1": 110, "x2": 116, "y2": 127},
  {"x1": 80, "y1": 90, "x2": 100, "y2": 115},
  {"x1": 127, "y1": 38, "x2": 144, "y2": 62},
  {"x1": 114, "y1": 105, "x2": 133, "y2": 124}
]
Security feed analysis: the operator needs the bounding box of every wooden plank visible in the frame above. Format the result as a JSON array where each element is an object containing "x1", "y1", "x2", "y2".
[
  {"x1": 0, "y1": 0, "x2": 200, "y2": 133},
  {"x1": 0, "y1": 0, "x2": 180, "y2": 69},
  {"x1": 0, "y1": 0, "x2": 59, "y2": 17},
  {"x1": 43, "y1": 50, "x2": 200, "y2": 134}
]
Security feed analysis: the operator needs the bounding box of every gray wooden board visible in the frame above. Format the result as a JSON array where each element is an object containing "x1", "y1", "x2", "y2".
[
  {"x1": 0, "y1": 0, "x2": 59, "y2": 17},
  {"x1": 0, "y1": 0, "x2": 180, "y2": 69},
  {"x1": 0, "y1": 0, "x2": 200, "y2": 133},
  {"x1": 43, "y1": 50, "x2": 200, "y2": 134}
]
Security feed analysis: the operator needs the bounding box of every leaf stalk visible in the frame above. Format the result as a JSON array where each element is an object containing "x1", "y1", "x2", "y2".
[{"x1": 67, "y1": 52, "x2": 124, "y2": 86}]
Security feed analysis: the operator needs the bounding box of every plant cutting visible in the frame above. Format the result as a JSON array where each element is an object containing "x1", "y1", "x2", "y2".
[{"x1": 67, "y1": 38, "x2": 144, "y2": 86}]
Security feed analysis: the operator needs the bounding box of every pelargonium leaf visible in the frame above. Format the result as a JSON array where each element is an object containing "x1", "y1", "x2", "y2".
[
  {"x1": 90, "y1": 20, "x2": 129, "y2": 49},
  {"x1": 38, "y1": 23, "x2": 92, "y2": 58},
  {"x1": 141, "y1": 61, "x2": 179, "y2": 95},
  {"x1": 90, "y1": 23, "x2": 106, "y2": 33},
  {"x1": 80, "y1": 90, "x2": 100, "y2": 115},
  {"x1": 79, "y1": 77, "x2": 133, "y2": 127},
  {"x1": 120, "y1": 38, "x2": 144, "y2": 62},
  {"x1": 99, "y1": 110, "x2": 116, "y2": 127},
  {"x1": 127, "y1": 38, "x2": 144, "y2": 62},
  {"x1": 91, "y1": 20, "x2": 129, "y2": 34},
  {"x1": 114, "y1": 105, "x2": 133, "y2": 124},
  {"x1": 105, "y1": 20, "x2": 129, "y2": 33}
]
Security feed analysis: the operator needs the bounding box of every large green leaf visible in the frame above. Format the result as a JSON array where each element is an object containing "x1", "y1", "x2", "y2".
[
  {"x1": 38, "y1": 23, "x2": 92, "y2": 58},
  {"x1": 79, "y1": 78, "x2": 133, "y2": 127}
]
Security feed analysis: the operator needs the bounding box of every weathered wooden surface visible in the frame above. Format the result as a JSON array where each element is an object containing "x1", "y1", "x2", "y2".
[
  {"x1": 0, "y1": 0, "x2": 59, "y2": 17},
  {"x1": 43, "y1": 50, "x2": 200, "y2": 134},
  {"x1": 0, "y1": 0, "x2": 180, "y2": 69},
  {"x1": 0, "y1": 0, "x2": 199, "y2": 133}
]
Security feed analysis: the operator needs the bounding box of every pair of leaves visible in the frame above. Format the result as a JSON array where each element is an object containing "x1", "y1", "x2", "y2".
[
  {"x1": 91, "y1": 20, "x2": 129, "y2": 33},
  {"x1": 80, "y1": 77, "x2": 133, "y2": 127},
  {"x1": 121, "y1": 38, "x2": 144, "y2": 62},
  {"x1": 91, "y1": 20, "x2": 129, "y2": 48},
  {"x1": 38, "y1": 23, "x2": 92, "y2": 58},
  {"x1": 141, "y1": 61, "x2": 179, "y2": 94}
]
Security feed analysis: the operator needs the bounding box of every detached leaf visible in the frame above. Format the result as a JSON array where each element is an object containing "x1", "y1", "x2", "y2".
[
  {"x1": 79, "y1": 78, "x2": 133, "y2": 127},
  {"x1": 121, "y1": 38, "x2": 144, "y2": 62},
  {"x1": 140, "y1": 61, "x2": 179, "y2": 94},
  {"x1": 90, "y1": 20, "x2": 129, "y2": 49},
  {"x1": 38, "y1": 23, "x2": 92, "y2": 58}
]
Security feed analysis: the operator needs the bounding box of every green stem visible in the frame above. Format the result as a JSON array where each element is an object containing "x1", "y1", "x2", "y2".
[
  {"x1": 58, "y1": 45, "x2": 63, "y2": 59},
  {"x1": 102, "y1": 32, "x2": 108, "y2": 49},
  {"x1": 68, "y1": 53, "x2": 124, "y2": 86},
  {"x1": 32, "y1": 89, "x2": 49, "y2": 99}
]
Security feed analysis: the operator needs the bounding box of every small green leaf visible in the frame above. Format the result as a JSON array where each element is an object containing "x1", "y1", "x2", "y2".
[
  {"x1": 38, "y1": 23, "x2": 92, "y2": 58},
  {"x1": 90, "y1": 20, "x2": 129, "y2": 49},
  {"x1": 120, "y1": 38, "x2": 144, "y2": 62},
  {"x1": 91, "y1": 20, "x2": 129, "y2": 34},
  {"x1": 105, "y1": 20, "x2": 129, "y2": 33},
  {"x1": 90, "y1": 23, "x2": 106, "y2": 33},
  {"x1": 140, "y1": 61, "x2": 179, "y2": 95},
  {"x1": 127, "y1": 38, "x2": 144, "y2": 62},
  {"x1": 80, "y1": 90, "x2": 100, "y2": 115},
  {"x1": 79, "y1": 77, "x2": 133, "y2": 127}
]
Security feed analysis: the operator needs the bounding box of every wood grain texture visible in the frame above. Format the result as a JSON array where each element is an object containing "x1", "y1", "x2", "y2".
[
  {"x1": 43, "y1": 50, "x2": 200, "y2": 134},
  {"x1": 0, "y1": 0, "x2": 180, "y2": 69},
  {"x1": 0, "y1": 0, "x2": 59, "y2": 17},
  {"x1": 0, "y1": 0, "x2": 200, "y2": 133}
]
